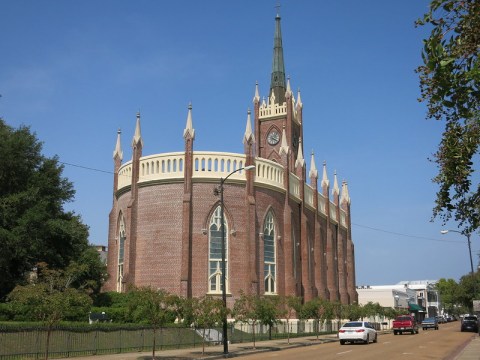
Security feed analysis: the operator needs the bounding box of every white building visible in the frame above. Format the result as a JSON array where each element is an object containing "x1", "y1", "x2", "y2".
[{"x1": 357, "y1": 280, "x2": 440, "y2": 319}]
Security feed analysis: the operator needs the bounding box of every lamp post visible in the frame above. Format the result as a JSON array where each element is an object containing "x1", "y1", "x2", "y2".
[
  {"x1": 440, "y1": 229, "x2": 476, "y2": 308},
  {"x1": 216, "y1": 164, "x2": 255, "y2": 357}
]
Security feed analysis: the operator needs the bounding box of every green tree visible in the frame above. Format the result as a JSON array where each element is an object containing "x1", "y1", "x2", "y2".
[
  {"x1": 362, "y1": 302, "x2": 384, "y2": 323},
  {"x1": 191, "y1": 295, "x2": 225, "y2": 355},
  {"x1": 65, "y1": 246, "x2": 108, "y2": 295},
  {"x1": 128, "y1": 287, "x2": 174, "y2": 360},
  {"x1": 436, "y1": 278, "x2": 461, "y2": 313},
  {"x1": 343, "y1": 302, "x2": 363, "y2": 321},
  {"x1": 255, "y1": 296, "x2": 280, "y2": 340},
  {"x1": 301, "y1": 297, "x2": 331, "y2": 340},
  {"x1": 233, "y1": 291, "x2": 260, "y2": 349},
  {"x1": 416, "y1": 0, "x2": 480, "y2": 233},
  {"x1": 8, "y1": 267, "x2": 92, "y2": 360},
  {"x1": 0, "y1": 119, "x2": 90, "y2": 299},
  {"x1": 278, "y1": 295, "x2": 302, "y2": 343}
]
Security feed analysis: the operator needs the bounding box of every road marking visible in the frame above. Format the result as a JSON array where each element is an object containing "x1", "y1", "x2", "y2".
[{"x1": 337, "y1": 350, "x2": 353, "y2": 355}]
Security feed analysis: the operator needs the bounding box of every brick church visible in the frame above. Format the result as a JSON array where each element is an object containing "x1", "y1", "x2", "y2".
[{"x1": 104, "y1": 11, "x2": 358, "y2": 305}]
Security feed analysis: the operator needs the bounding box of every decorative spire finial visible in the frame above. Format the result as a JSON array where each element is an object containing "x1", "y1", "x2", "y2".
[
  {"x1": 295, "y1": 137, "x2": 305, "y2": 168},
  {"x1": 309, "y1": 150, "x2": 318, "y2": 178},
  {"x1": 332, "y1": 170, "x2": 340, "y2": 196},
  {"x1": 183, "y1": 102, "x2": 195, "y2": 140},
  {"x1": 279, "y1": 123, "x2": 289, "y2": 156},
  {"x1": 113, "y1": 129, "x2": 123, "y2": 161},
  {"x1": 243, "y1": 108, "x2": 255, "y2": 144},
  {"x1": 322, "y1": 161, "x2": 329, "y2": 188},
  {"x1": 132, "y1": 112, "x2": 143, "y2": 148}
]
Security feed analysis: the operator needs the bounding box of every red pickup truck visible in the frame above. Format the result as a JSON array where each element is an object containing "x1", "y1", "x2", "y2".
[{"x1": 392, "y1": 315, "x2": 419, "y2": 335}]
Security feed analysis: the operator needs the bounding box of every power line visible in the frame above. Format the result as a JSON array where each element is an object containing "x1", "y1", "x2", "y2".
[
  {"x1": 58, "y1": 160, "x2": 466, "y2": 245},
  {"x1": 60, "y1": 161, "x2": 113, "y2": 175},
  {"x1": 352, "y1": 223, "x2": 464, "y2": 244}
]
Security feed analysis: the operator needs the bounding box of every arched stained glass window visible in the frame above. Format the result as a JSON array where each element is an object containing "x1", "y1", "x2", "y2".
[
  {"x1": 264, "y1": 211, "x2": 276, "y2": 294},
  {"x1": 208, "y1": 206, "x2": 228, "y2": 293},
  {"x1": 117, "y1": 215, "x2": 126, "y2": 293}
]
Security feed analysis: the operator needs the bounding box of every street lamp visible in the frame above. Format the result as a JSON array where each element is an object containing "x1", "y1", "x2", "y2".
[
  {"x1": 440, "y1": 229, "x2": 476, "y2": 308},
  {"x1": 215, "y1": 164, "x2": 255, "y2": 357}
]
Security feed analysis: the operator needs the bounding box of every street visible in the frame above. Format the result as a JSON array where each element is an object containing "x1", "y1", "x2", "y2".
[{"x1": 239, "y1": 321, "x2": 477, "y2": 360}]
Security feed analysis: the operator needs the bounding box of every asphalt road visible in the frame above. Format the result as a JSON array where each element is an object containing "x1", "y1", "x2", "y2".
[{"x1": 238, "y1": 321, "x2": 476, "y2": 360}]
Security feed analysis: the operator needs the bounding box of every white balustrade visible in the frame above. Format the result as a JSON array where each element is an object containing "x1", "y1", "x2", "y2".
[
  {"x1": 254, "y1": 158, "x2": 284, "y2": 189},
  {"x1": 289, "y1": 173, "x2": 300, "y2": 200},
  {"x1": 304, "y1": 184, "x2": 314, "y2": 209},
  {"x1": 115, "y1": 151, "x2": 347, "y2": 229}
]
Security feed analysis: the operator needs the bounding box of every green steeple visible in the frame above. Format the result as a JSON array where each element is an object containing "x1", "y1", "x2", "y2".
[{"x1": 270, "y1": 11, "x2": 286, "y2": 105}]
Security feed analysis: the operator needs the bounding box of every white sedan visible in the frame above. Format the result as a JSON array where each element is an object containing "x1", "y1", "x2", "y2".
[{"x1": 338, "y1": 321, "x2": 378, "y2": 345}]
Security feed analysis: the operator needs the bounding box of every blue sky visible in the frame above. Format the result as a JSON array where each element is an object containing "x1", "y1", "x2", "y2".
[{"x1": 1, "y1": 0, "x2": 477, "y2": 286}]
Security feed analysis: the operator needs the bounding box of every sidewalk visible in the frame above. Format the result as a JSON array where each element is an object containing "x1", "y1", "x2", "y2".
[
  {"x1": 454, "y1": 333, "x2": 480, "y2": 360},
  {"x1": 57, "y1": 332, "x2": 479, "y2": 360},
  {"x1": 57, "y1": 334, "x2": 339, "y2": 360}
]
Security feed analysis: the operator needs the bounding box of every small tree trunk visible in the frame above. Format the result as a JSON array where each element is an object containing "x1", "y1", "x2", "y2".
[
  {"x1": 152, "y1": 327, "x2": 156, "y2": 360},
  {"x1": 287, "y1": 319, "x2": 290, "y2": 344},
  {"x1": 252, "y1": 321, "x2": 256, "y2": 349},
  {"x1": 202, "y1": 328, "x2": 206, "y2": 355},
  {"x1": 45, "y1": 326, "x2": 52, "y2": 360}
]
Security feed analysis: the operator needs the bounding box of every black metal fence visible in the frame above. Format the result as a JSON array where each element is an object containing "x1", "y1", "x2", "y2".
[
  {"x1": 0, "y1": 326, "x2": 201, "y2": 360},
  {"x1": 0, "y1": 320, "x2": 349, "y2": 360}
]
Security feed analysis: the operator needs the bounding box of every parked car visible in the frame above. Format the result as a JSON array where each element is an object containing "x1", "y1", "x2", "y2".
[
  {"x1": 338, "y1": 321, "x2": 378, "y2": 345},
  {"x1": 392, "y1": 315, "x2": 419, "y2": 335},
  {"x1": 421, "y1": 317, "x2": 439, "y2": 330},
  {"x1": 461, "y1": 315, "x2": 479, "y2": 332},
  {"x1": 436, "y1": 315, "x2": 447, "y2": 324}
]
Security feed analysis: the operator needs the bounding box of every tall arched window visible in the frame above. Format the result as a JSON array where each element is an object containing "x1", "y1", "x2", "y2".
[
  {"x1": 208, "y1": 206, "x2": 228, "y2": 293},
  {"x1": 264, "y1": 211, "x2": 276, "y2": 294},
  {"x1": 117, "y1": 215, "x2": 126, "y2": 292}
]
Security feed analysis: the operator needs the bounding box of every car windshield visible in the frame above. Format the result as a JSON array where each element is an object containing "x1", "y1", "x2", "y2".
[
  {"x1": 343, "y1": 322, "x2": 362, "y2": 328},
  {"x1": 464, "y1": 316, "x2": 477, "y2": 321},
  {"x1": 397, "y1": 317, "x2": 411, "y2": 321},
  {"x1": 423, "y1": 318, "x2": 434, "y2": 321}
]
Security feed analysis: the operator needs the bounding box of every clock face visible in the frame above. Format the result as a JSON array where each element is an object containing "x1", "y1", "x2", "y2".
[{"x1": 267, "y1": 130, "x2": 280, "y2": 145}]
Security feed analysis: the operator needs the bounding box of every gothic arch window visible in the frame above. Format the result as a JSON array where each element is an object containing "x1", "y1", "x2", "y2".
[
  {"x1": 208, "y1": 206, "x2": 228, "y2": 294},
  {"x1": 117, "y1": 215, "x2": 126, "y2": 293},
  {"x1": 264, "y1": 211, "x2": 276, "y2": 294}
]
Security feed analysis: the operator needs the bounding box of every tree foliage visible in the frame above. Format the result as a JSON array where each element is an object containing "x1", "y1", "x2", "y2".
[
  {"x1": 127, "y1": 287, "x2": 177, "y2": 359},
  {"x1": 190, "y1": 295, "x2": 225, "y2": 354},
  {"x1": 301, "y1": 297, "x2": 332, "y2": 340},
  {"x1": 416, "y1": 0, "x2": 480, "y2": 233},
  {"x1": 0, "y1": 119, "x2": 91, "y2": 299},
  {"x1": 8, "y1": 266, "x2": 92, "y2": 360}
]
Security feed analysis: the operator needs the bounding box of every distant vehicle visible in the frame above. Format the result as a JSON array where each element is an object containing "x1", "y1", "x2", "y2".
[
  {"x1": 461, "y1": 315, "x2": 479, "y2": 332},
  {"x1": 436, "y1": 316, "x2": 447, "y2": 324},
  {"x1": 421, "y1": 317, "x2": 439, "y2": 330},
  {"x1": 392, "y1": 315, "x2": 419, "y2": 335},
  {"x1": 338, "y1": 321, "x2": 378, "y2": 345}
]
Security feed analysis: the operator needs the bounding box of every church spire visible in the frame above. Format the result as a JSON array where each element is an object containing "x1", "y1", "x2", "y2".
[
  {"x1": 113, "y1": 129, "x2": 123, "y2": 161},
  {"x1": 243, "y1": 108, "x2": 255, "y2": 144},
  {"x1": 270, "y1": 9, "x2": 286, "y2": 105},
  {"x1": 132, "y1": 112, "x2": 143, "y2": 148},
  {"x1": 309, "y1": 150, "x2": 318, "y2": 178},
  {"x1": 183, "y1": 103, "x2": 195, "y2": 140}
]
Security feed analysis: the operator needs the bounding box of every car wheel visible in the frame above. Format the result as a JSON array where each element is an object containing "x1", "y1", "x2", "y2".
[
  {"x1": 340, "y1": 340, "x2": 345, "y2": 345},
  {"x1": 423, "y1": 327, "x2": 426, "y2": 330},
  {"x1": 393, "y1": 331, "x2": 397, "y2": 335},
  {"x1": 364, "y1": 334, "x2": 369, "y2": 344}
]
